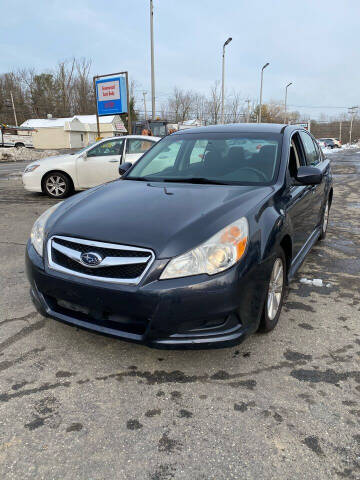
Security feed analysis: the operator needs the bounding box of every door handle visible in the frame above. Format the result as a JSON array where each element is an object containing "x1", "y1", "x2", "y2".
[{"x1": 108, "y1": 159, "x2": 119, "y2": 163}]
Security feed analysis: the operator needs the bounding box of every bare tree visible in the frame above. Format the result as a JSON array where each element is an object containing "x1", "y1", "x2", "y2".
[
  {"x1": 207, "y1": 81, "x2": 221, "y2": 125},
  {"x1": 166, "y1": 87, "x2": 194, "y2": 122},
  {"x1": 73, "y1": 58, "x2": 93, "y2": 114}
]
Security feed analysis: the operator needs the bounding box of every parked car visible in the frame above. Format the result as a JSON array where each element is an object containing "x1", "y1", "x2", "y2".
[
  {"x1": 317, "y1": 138, "x2": 341, "y2": 149},
  {"x1": 26, "y1": 124, "x2": 332, "y2": 349},
  {"x1": 22, "y1": 135, "x2": 160, "y2": 198}
]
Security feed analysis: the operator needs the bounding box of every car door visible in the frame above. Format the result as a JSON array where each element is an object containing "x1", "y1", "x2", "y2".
[
  {"x1": 285, "y1": 132, "x2": 315, "y2": 257},
  {"x1": 299, "y1": 131, "x2": 325, "y2": 229},
  {"x1": 124, "y1": 138, "x2": 156, "y2": 165},
  {"x1": 77, "y1": 138, "x2": 124, "y2": 188}
]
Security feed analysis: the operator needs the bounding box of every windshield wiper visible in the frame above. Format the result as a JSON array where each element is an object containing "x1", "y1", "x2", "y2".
[
  {"x1": 162, "y1": 177, "x2": 228, "y2": 185},
  {"x1": 124, "y1": 176, "x2": 158, "y2": 182}
]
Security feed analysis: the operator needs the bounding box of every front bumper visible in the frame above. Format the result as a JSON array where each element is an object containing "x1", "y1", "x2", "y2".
[
  {"x1": 26, "y1": 241, "x2": 269, "y2": 349},
  {"x1": 22, "y1": 173, "x2": 42, "y2": 192}
]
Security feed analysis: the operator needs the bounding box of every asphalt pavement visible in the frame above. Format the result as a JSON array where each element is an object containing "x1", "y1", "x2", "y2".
[
  {"x1": 0, "y1": 161, "x2": 29, "y2": 178},
  {"x1": 0, "y1": 149, "x2": 359, "y2": 479}
]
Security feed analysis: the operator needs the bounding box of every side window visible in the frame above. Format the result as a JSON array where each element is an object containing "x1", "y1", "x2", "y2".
[
  {"x1": 127, "y1": 139, "x2": 154, "y2": 154},
  {"x1": 87, "y1": 139, "x2": 123, "y2": 157},
  {"x1": 288, "y1": 135, "x2": 301, "y2": 179},
  {"x1": 312, "y1": 137, "x2": 322, "y2": 164},
  {"x1": 299, "y1": 131, "x2": 319, "y2": 166},
  {"x1": 189, "y1": 139, "x2": 208, "y2": 165},
  {"x1": 140, "y1": 141, "x2": 182, "y2": 176}
]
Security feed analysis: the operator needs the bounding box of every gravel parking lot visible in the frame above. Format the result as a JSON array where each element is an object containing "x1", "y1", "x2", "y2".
[{"x1": 0, "y1": 150, "x2": 359, "y2": 479}]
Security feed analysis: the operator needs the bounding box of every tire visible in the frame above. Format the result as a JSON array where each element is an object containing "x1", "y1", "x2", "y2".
[
  {"x1": 43, "y1": 172, "x2": 72, "y2": 198},
  {"x1": 318, "y1": 198, "x2": 330, "y2": 241},
  {"x1": 258, "y1": 249, "x2": 286, "y2": 333},
  {"x1": 14, "y1": 143, "x2": 25, "y2": 148}
]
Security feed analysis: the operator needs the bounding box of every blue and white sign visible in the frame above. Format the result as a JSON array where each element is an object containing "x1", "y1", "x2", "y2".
[{"x1": 95, "y1": 77, "x2": 127, "y2": 116}]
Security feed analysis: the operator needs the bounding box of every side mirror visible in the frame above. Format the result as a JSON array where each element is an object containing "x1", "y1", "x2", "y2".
[
  {"x1": 80, "y1": 152, "x2": 87, "y2": 159},
  {"x1": 296, "y1": 166, "x2": 323, "y2": 185},
  {"x1": 119, "y1": 161, "x2": 132, "y2": 176}
]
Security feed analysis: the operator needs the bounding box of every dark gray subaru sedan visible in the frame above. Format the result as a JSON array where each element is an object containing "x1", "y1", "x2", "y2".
[{"x1": 26, "y1": 124, "x2": 332, "y2": 349}]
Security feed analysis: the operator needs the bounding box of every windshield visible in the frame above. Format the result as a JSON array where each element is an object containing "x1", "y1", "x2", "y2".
[
  {"x1": 125, "y1": 132, "x2": 282, "y2": 185},
  {"x1": 72, "y1": 144, "x2": 95, "y2": 155}
]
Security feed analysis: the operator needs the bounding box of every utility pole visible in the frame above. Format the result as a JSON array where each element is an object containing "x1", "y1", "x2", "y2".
[
  {"x1": 258, "y1": 62, "x2": 269, "y2": 123},
  {"x1": 143, "y1": 91, "x2": 148, "y2": 120},
  {"x1": 284, "y1": 82, "x2": 292, "y2": 124},
  {"x1": 221, "y1": 37, "x2": 232, "y2": 124},
  {"x1": 339, "y1": 121, "x2": 342, "y2": 143},
  {"x1": 150, "y1": 0, "x2": 156, "y2": 119},
  {"x1": 245, "y1": 99, "x2": 251, "y2": 123},
  {"x1": 348, "y1": 106, "x2": 358, "y2": 144},
  {"x1": 10, "y1": 92, "x2": 18, "y2": 126}
]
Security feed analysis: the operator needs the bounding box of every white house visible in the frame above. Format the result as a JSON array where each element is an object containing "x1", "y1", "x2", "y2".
[{"x1": 21, "y1": 115, "x2": 126, "y2": 149}]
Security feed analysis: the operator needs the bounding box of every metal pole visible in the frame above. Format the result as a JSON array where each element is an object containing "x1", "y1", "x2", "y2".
[
  {"x1": 246, "y1": 99, "x2": 250, "y2": 123},
  {"x1": 258, "y1": 62, "x2": 269, "y2": 123},
  {"x1": 348, "y1": 106, "x2": 358, "y2": 144},
  {"x1": 143, "y1": 91, "x2": 147, "y2": 120},
  {"x1": 125, "y1": 71, "x2": 132, "y2": 134},
  {"x1": 221, "y1": 45, "x2": 225, "y2": 124},
  {"x1": 150, "y1": 0, "x2": 156, "y2": 119},
  {"x1": 221, "y1": 37, "x2": 232, "y2": 125},
  {"x1": 284, "y1": 82, "x2": 292, "y2": 124},
  {"x1": 93, "y1": 77, "x2": 100, "y2": 139},
  {"x1": 339, "y1": 121, "x2": 342, "y2": 143},
  {"x1": 10, "y1": 92, "x2": 18, "y2": 126}
]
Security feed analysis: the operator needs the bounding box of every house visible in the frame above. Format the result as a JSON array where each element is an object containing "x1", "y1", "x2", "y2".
[{"x1": 21, "y1": 115, "x2": 126, "y2": 149}]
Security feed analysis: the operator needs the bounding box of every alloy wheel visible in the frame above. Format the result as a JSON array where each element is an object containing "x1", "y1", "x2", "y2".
[
  {"x1": 45, "y1": 175, "x2": 66, "y2": 197},
  {"x1": 266, "y1": 258, "x2": 284, "y2": 321}
]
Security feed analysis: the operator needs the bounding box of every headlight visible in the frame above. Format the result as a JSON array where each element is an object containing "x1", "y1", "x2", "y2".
[
  {"x1": 30, "y1": 203, "x2": 62, "y2": 256},
  {"x1": 160, "y1": 217, "x2": 249, "y2": 280},
  {"x1": 24, "y1": 164, "x2": 39, "y2": 174}
]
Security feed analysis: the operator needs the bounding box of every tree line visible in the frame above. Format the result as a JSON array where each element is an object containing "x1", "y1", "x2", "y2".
[{"x1": 0, "y1": 57, "x2": 300, "y2": 126}]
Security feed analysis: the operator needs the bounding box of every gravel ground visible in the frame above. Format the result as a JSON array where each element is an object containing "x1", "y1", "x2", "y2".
[{"x1": 0, "y1": 149, "x2": 359, "y2": 480}]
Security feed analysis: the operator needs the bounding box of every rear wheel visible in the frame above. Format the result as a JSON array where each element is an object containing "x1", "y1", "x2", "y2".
[
  {"x1": 14, "y1": 143, "x2": 25, "y2": 148},
  {"x1": 318, "y1": 198, "x2": 330, "y2": 240},
  {"x1": 43, "y1": 172, "x2": 72, "y2": 198},
  {"x1": 258, "y1": 250, "x2": 286, "y2": 333}
]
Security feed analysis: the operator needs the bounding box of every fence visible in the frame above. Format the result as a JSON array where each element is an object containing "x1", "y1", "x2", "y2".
[{"x1": 310, "y1": 121, "x2": 360, "y2": 144}]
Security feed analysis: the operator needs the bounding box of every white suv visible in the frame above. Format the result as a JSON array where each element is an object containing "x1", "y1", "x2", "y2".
[{"x1": 22, "y1": 135, "x2": 160, "y2": 198}]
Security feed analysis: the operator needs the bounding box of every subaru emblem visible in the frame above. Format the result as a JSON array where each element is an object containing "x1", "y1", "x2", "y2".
[{"x1": 80, "y1": 251, "x2": 103, "y2": 267}]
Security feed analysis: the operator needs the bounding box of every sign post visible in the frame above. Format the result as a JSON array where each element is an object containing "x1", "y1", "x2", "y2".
[{"x1": 93, "y1": 71, "x2": 131, "y2": 139}]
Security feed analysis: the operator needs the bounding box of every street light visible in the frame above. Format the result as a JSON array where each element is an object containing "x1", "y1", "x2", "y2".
[
  {"x1": 150, "y1": 0, "x2": 156, "y2": 119},
  {"x1": 221, "y1": 37, "x2": 232, "y2": 124},
  {"x1": 284, "y1": 82, "x2": 292, "y2": 124},
  {"x1": 258, "y1": 62, "x2": 269, "y2": 123}
]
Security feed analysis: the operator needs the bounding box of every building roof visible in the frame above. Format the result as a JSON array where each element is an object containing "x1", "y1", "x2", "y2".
[
  {"x1": 74, "y1": 115, "x2": 117, "y2": 124},
  {"x1": 21, "y1": 115, "x2": 121, "y2": 129},
  {"x1": 21, "y1": 118, "x2": 73, "y2": 128}
]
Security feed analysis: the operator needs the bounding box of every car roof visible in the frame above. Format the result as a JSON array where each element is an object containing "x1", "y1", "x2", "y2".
[
  {"x1": 172, "y1": 123, "x2": 293, "y2": 135},
  {"x1": 100, "y1": 135, "x2": 161, "y2": 142}
]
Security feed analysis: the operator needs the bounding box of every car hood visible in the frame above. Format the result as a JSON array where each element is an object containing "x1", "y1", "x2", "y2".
[
  {"x1": 35, "y1": 153, "x2": 75, "y2": 166},
  {"x1": 47, "y1": 180, "x2": 273, "y2": 258}
]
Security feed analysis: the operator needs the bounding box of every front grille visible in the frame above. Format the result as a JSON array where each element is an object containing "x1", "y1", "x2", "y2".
[
  {"x1": 53, "y1": 238, "x2": 150, "y2": 258},
  {"x1": 47, "y1": 235, "x2": 155, "y2": 285}
]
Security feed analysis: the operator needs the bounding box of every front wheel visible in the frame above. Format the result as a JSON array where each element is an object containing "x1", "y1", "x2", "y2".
[
  {"x1": 43, "y1": 172, "x2": 72, "y2": 198},
  {"x1": 258, "y1": 250, "x2": 286, "y2": 333}
]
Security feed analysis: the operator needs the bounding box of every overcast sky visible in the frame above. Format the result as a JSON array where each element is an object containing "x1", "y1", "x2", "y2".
[{"x1": 2, "y1": 0, "x2": 360, "y2": 119}]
